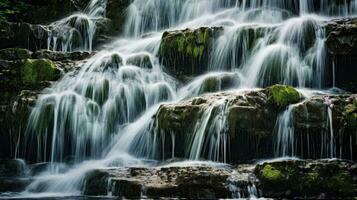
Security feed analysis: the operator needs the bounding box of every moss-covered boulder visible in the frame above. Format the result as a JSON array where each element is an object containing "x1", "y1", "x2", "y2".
[
  {"x1": 154, "y1": 89, "x2": 278, "y2": 162},
  {"x1": 0, "y1": 48, "x2": 32, "y2": 60},
  {"x1": 159, "y1": 27, "x2": 223, "y2": 76},
  {"x1": 264, "y1": 84, "x2": 300, "y2": 109},
  {"x1": 19, "y1": 59, "x2": 57, "y2": 85},
  {"x1": 255, "y1": 159, "x2": 357, "y2": 198}
]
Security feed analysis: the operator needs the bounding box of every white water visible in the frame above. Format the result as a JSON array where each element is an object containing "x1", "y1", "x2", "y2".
[
  {"x1": 6, "y1": 0, "x2": 357, "y2": 198},
  {"x1": 47, "y1": 0, "x2": 107, "y2": 52}
]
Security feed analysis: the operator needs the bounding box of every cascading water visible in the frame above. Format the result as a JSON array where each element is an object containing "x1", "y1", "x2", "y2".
[
  {"x1": 47, "y1": 0, "x2": 107, "y2": 52},
  {"x1": 4, "y1": 0, "x2": 357, "y2": 198}
]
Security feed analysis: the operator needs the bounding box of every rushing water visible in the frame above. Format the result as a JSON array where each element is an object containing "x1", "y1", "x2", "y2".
[
  {"x1": 47, "y1": 0, "x2": 108, "y2": 52},
  {"x1": 4, "y1": 0, "x2": 357, "y2": 198}
]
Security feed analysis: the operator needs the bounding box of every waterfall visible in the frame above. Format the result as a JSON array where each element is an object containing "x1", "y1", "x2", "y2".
[
  {"x1": 5, "y1": 0, "x2": 357, "y2": 198},
  {"x1": 47, "y1": 0, "x2": 107, "y2": 52}
]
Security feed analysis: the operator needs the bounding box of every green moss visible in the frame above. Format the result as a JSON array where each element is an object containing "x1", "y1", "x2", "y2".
[
  {"x1": 327, "y1": 173, "x2": 355, "y2": 196},
  {"x1": 344, "y1": 102, "x2": 357, "y2": 130},
  {"x1": 260, "y1": 164, "x2": 284, "y2": 182},
  {"x1": 199, "y1": 77, "x2": 219, "y2": 93},
  {"x1": 302, "y1": 172, "x2": 319, "y2": 189},
  {"x1": 19, "y1": 59, "x2": 56, "y2": 85},
  {"x1": 265, "y1": 84, "x2": 300, "y2": 108},
  {"x1": 0, "y1": 48, "x2": 31, "y2": 60}
]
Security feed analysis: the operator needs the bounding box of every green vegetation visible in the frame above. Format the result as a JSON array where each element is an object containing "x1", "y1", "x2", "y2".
[
  {"x1": 265, "y1": 84, "x2": 301, "y2": 108},
  {"x1": 260, "y1": 164, "x2": 284, "y2": 182},
  {"x1": 19, "y1": 59, "x2": 57, "y2": 85},
  {"x1": 0, "y1": 48, "x2": 31, "y2": 60},
  {"x1": 0, "y1": 0, "x2": 30, "y2": 22}
]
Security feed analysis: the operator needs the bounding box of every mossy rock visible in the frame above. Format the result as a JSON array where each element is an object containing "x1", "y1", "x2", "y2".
[
  {"x1": 0, "y1": 48, "x2": 32, "y2": 60},
  {"x1": 18, "y1": 59, "x2": 57, "y2": 85},
  {"x1": 264, "y1": 84, "x2": 300, "y2": 108},
  {"x1": 159, "y1": 27, "x2": 223, "y2": 76},
  {"x1": 259, "y1": 164, "x2": 284, "y2": 183},
  {"x1": 344, "y1": 100, "x2": 357, "y2": 130},
  {"x1": 255, "y1": 160, "x2": 357, "y2": 198}
]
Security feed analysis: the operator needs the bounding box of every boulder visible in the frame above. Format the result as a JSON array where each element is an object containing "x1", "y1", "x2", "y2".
[
  {"x1": 325, "y1": 18, "x2": 357, "y2": 92},
  {"x1": 255, "y1": 159, "x2": 357, "y2": 198},
  {"x1": 126, "y1": 53, "x2": 153, "y2": 69},
  {"x1": 153, "y1": 85, "x2": 301, "y2": 162},
  {"x1": 152, "y1": 86, "x2": 357, "y2": 163},
  {"x1": 0, "y1": 159, "x2": 26, "y2": 177},
  {"x1": 84, "y1": 165, "x2": 254, "y2": 198},
  {"x1": 83, "y1": 169, "x2": 110, "y2": 196},
  {"x1": 290, "y1": 94, "x2": 357, "y2": 160},
  {"x1": 159, "y1": 27, "x2": 223, "y2": 76},
  {"x1": 264, "y1": 84, "x2": 301, "y2": 109}
]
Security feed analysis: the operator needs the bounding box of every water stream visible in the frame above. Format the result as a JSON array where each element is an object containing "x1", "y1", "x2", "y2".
[{"x1": 4, "y1": 0, "x2": 357, "y2": 198}]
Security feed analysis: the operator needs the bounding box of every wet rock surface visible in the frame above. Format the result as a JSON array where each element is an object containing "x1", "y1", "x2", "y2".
[
  {"x1": 0, "y1": 159, "x2": 30, "y2": 193},
  {"x1": 0, "y1": 22, "x2": 48, "y2": 51},
  {"x1": 0, "y1": 48, "x2": 90, "y2": 160},
  {"x1": 83, "y1": 159, "x2": 357, "y2": 199},
  {"x1": 255, "y1": 159, "x2": 357, "y2": 198},
  {"x1": 153, "y1": 87, "x2": 357, "y2": 163},
  {"x1": 325, "y1": 18, "x2": 357, "y2": 92},
  {"x1": 84, "y1": 165, "x2": 255, "y2": 199},
  {"x1": 154, "y1": 85, "x2": 301, "y2": 162},
  {"x1": 159, "y1": 27, "x2": 223, "y2": 76}
]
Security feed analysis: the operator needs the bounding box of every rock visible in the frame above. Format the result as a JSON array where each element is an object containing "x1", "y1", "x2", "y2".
[
  {"x1": 198, "y1": 73, "x2": 240, "y2": 94},
  {"x1": 255, "y1": 159, "x2": 357, "y2": 198},
  {"x1": 0, "y1": 159, "x2": 26, "y2": 177},
  {"x1": 84, "y1": 169, "x2": 110, "y2": 196},
  {"x1": 0, "y1": 178, "x2": 31, "y2": 193},
  {"x1": 18, "y1": 59, "x2": 58, "y2": 86},
  {"x1": 0, "y1": 21, "x2": 48, "y2": 51},
  {"x1": 126, "y1": 53, "x2": 153, "y2": 69},
  {"x1": 325, "y1": 18, "x2": 357, "y2": 55},
  {"x1": 0, "y1": 49, "x2": 88, "y2": 161},
  {"x1": 5, "y1": 0, "x2": 87, "y2": 24},
  {"x1": 84, "y1": 165, "x2": 254, "y2": 198},
  {"x1": 159, "y1": 27, "x2": 223, "y2": 76},
  {"x1": 32, "y1": 49, "x2": 92, "y2": 61},
  {"x1": 153, "y1": 85, "x2": 357, "y2": 163},
  {"x1": 290, "y1": 94, "x2": 357, "y2": 160},
  {"x1": 325, "y1": 18, "x2": 357, "y2": 92},
  {"x1": 0, "y1": 48, "x2": 32, "y2": 60},
  {"x1": 154, "y1": 87, "x2": 284, "y2": 162},
  {"x1": 264, "y1": 84, "x2": 301, "y2": 109},
  {"x1": 105, "y1": 0, "x2": 131, "y2": 34}
]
